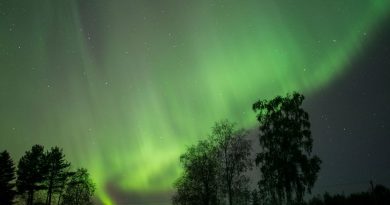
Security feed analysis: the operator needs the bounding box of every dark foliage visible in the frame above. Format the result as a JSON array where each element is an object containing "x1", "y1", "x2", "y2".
[
  {"x1": 308, "y1": 184, "x2": 390, "y2": 205},
  {"x1": 13, "y1": 145, "x2": 94, "y2": 205},
  {"x1": 212, "y1": 120, "x2": 253, "y2": 205},
  {"x1": 251, "y1": 189, "x2": 261, "y2": 205},
  {"x1": 0, "y1": 150, "x2": 16, "y2": 205},
  {"x1": 172, "y1": 120, "x2": 253, "y2": 205},
  {"x1": 253, "y1": 92, "x2": 321, "y2": 205},
  {"x1": 61, "y1": 168, "x2": 95, "y2": 205},
  {"x1": 44, "y1": 146, "x2": 71, "y2": 205},
  {"x1": 172, "y1": 140, "x2": 220, "y2": 205},
  {"x1": 17, "y1": 145, "x2": 47, "y2": 205}
]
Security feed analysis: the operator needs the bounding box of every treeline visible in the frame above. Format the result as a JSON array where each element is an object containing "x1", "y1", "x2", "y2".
[
  {"x1": 0, "y1": 145, "x2": 95, "y2": 205},
  {"x1": 172, "y1": 92, "x2": 322, "y2": 205},
  {"x1": 308, "y1": 183, "x2": 390, "y2": 205},
  {"x1": 172, "y1": 92, "x2": 390, "y2": 205}
]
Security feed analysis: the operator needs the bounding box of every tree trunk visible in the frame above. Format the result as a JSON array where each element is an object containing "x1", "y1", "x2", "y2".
[
  {"x1": 47, "y1": 185, "x2": 52, "y2": 205},
  {"x1": 224, "y1": 146, "x2": 232, "y2": 205},
  {"x1": 28, "y1": 190, "x2": 34, "y2": 205},
  {"x1": 46, "y1": 177, "x2": 54, "y2": 205},
  {"x1": 228, "y1": 182, "x2": 233, "y2": 205}
]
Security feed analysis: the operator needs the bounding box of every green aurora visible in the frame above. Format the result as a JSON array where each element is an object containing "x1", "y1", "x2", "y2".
[{"x1": 0, "y1": 0, "x2": 389, "y2": 204}]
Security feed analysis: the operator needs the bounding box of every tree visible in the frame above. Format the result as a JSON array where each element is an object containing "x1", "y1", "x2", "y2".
[
  {"x1": 44, "y1": 146, "x2": 71, "y2": 205},
  {"x1": 253, "y1": 92, "x2": 321, "y2": 205},
  {"x1": 172, "y1": 140, "x2": 220, "y2": 205},
  {"x1": 251, "y1": 190, "x2": 261, "y2": 205},
  {"x1": 172, "y1": 173, "x2": 203, "y2": 205},
  {"x1": 17, "y1": 145, "x2": 47, "y2": 205},
  {"x1": 61, "y1": 168, "x2": 95, "y2": 205},
  {"x1": 307, "y1": 184, "x2": 390, "y2": 205},
  {"x1": 211, "y1": 120, "x2": 253, "y2": 205},
  {"x1": 56, "y1": 171, "x2": 75, "y2": 205},
  {"x1": 0, "y1": 150, "x2": 16, "y2": 205}
]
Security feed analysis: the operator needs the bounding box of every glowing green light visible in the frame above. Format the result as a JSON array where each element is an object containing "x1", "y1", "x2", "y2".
[{"x1": 0, "y1": 0, "x2": 389, "y2": 204}]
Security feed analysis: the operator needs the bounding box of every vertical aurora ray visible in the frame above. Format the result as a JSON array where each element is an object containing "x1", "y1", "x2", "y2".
[{"x1": 0, "y1": 0, "x2": 389, "y2": 204}]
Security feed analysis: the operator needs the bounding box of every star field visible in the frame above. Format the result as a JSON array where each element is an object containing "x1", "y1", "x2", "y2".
[{"x1": 1, "y1": 1, "x2": 390, "y2": 204}]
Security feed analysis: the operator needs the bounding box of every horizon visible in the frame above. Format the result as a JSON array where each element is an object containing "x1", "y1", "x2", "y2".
[{"x1": 1, "y1": 1, "x2": 390, "y2": 204}]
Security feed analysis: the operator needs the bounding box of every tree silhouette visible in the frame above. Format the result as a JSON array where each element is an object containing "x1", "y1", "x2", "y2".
[
  {"x1": 251, "y1": 189, "x2": 261, "y2": 205},
  {"x1": 307, "y1": 184, "x2": 390, "y2": 205},
  {"x1": 253, "y1": 92, "x2": 321, "y2": 205},
  {"x1": 172, "y1": 140, "x2": 220, "y2": 205},
  {"x1": 56, "y1": 171, "x2": 75, "y2": 205},
  {"x1": 232, "y1": 187, "x2": 251, "y2": 205},
  {"x1": 44, "y1": 146, "x2": 71, "y2": 205},
  {"x1": 211, "y1": 120, "x2": 252, "y2": 205},
  {"x1": 0, "y1": 150, "x2": 16, "y2": 205},
  {"x1": 61, "y1": 168, "x2": 95, "y2": 205},
  {"x1": 17, "y1": 145, "x2": 47, "y2": 205},
  {"x1": 172, "y1": 173, "x2": 203, "y2": 205}
]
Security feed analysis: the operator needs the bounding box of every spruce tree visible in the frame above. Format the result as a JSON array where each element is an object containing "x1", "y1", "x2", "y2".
[{"x1": 0, "y1": 150, "x2": 16, "y2": 205}]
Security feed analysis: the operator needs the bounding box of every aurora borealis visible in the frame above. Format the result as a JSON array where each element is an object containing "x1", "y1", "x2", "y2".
[{"x1": 1, "y1": 0, "x2": 390, "y2": 204}]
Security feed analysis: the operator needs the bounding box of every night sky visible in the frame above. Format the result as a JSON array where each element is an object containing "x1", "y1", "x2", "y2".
[{"x1": 1, "y1": 1, "x2": 390, "y2": 204}]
